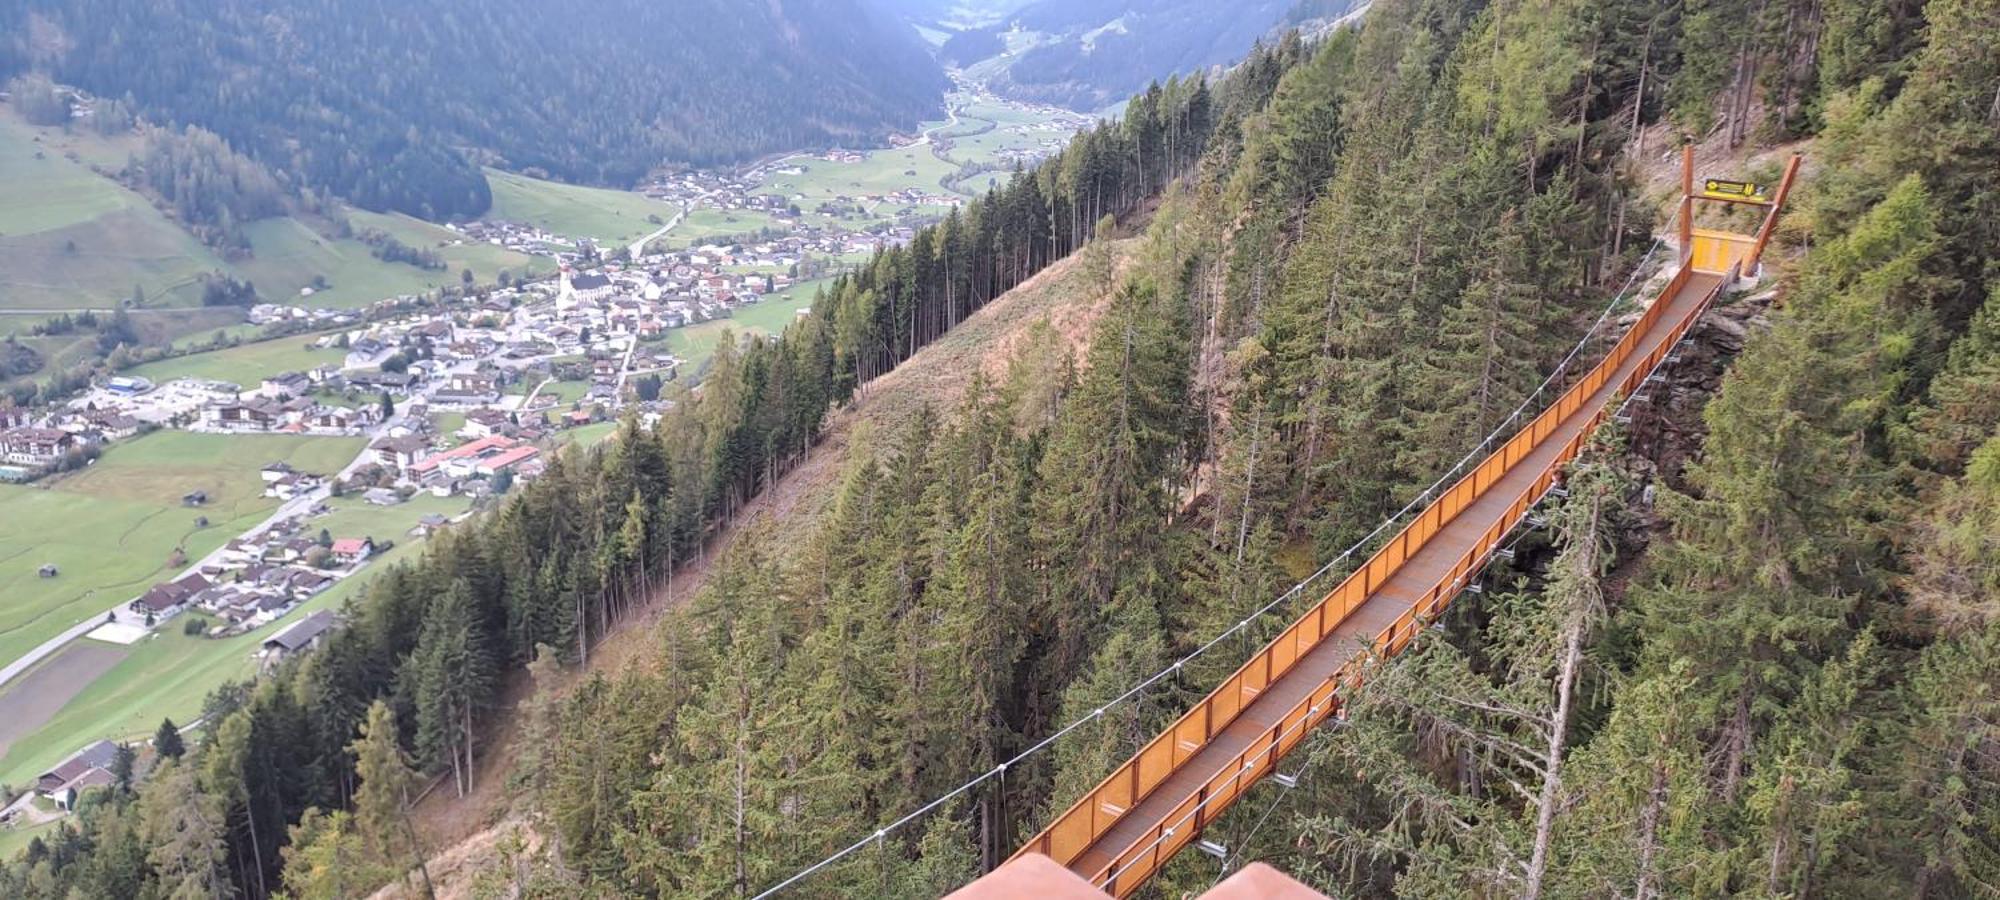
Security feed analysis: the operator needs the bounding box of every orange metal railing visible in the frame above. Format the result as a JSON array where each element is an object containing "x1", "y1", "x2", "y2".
[{"x1": 1017, "y1": 259, "x2": 1734, "y2": 895}]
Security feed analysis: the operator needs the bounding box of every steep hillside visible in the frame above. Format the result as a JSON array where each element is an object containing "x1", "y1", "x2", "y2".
[
  {"x1": 392, "y1": 236, "x2": 1137, "y2": 898},
  {"x1": 2, "y1": 0, "x2": 949, "y2": 217},
  {"x1": 7, "y1": 1, "x2": 1996, "y2": 898}
]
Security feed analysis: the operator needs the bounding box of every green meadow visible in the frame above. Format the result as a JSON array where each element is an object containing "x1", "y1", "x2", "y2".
[
  {"x1": 484, "y1": 167, "x2": 677, "y2": 245},
  {"x1": 0, "y1": 432, "x2": 361, "y2": 666},
  {"x1": 0, "y1": 114, "x2": 227, "y2": 311},
  {"x1": 0, "y1": 534, "x2": 428, "y2": 792},
  {"x1": 0, "y1": 462, "x2": 453, "y2": 791},
  {"x1": 664, "y1": 277, "x2": 831, "y2": 374},
  {"x1": 128, "y1": 334, "x2": 348, "y2": 388}
]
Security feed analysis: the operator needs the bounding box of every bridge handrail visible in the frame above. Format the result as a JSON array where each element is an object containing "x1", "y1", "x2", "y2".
[{"x1": 1021, "y1": 260, "x2": 1729, "y2": 890}]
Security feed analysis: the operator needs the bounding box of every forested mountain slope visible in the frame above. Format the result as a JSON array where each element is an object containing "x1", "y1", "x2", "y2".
[
  {"x1": 3, "y1": 0, "x2": 1995, "y2": 897},
  {"x1": 941, "y1": 0, "x2": 1363, "y2": 110},
  {"x1": 0, "y1": 0, "x2": 947, "y2": 218},
  {"x1": 0, "y1": 32, "x2": 1202, "y2": 898}
]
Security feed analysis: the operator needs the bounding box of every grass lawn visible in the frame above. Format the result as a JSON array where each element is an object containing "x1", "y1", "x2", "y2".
[
  {"x1": 128, "y1": 334, "x2": 348, "y2": 388},
  {"x1": 431, "y1": 411, "x2": 467, "y2": 437},
  {"x1": 555, "y1": 421, "x2": 618, "y2": 450},
  {"x1": 0, "y1": 432, "x2": 361, "y2": 667},
  {"x1": 661, "y1": 208, "x2": 783, "y2": 249},
  {"x1": 0, "y1": 819, "x2": 59, "y2": 861},
  {"x1": 485, "y1": 168, "x2": 676, "y2": 245},
  {"x1": 312, "y1": 494, "x2": 469, "y2": 546},
  {"x1": 522, "y1": 378, "x2": 593, "y2": 408}
]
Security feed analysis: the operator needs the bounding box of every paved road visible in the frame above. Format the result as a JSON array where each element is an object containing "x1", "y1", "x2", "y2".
[{"x1": 628, "y1": 204, "x2": 689, "y2": 260}]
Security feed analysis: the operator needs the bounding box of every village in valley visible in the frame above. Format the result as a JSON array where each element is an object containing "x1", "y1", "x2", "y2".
[{"x1": 0, "y1": 77, "x2": 1091, "y2": 840}]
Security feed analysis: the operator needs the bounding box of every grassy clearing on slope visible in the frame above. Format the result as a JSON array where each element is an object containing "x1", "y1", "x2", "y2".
[
  {"x1": 0, "y1": 819, "x2": 59, "y2": 860},
  {"x1": 0, "y1": 112, "x2": 551, "y2": 315},
  {"x1": 0, "y1": 307, "x2": 251, "y2": 395},
  {"x1": 344, "y1": 208, "x2": 551, "y2": 283},
  {"x1": 0, "y1": 117, "x2": 134, "y2": 237},
  {"x1": 0, "y1": 113, "x2": 224, "y2": 311},
  {"x1": 0, "y1": 432, "x2": 360, "y2": 666},
  {"x1": 484, "y1": 168, "x2": 675, "y2": 245},
  {"x1": 128, "y1": 333, "x2": 347, "y2": 388},
  {"x1": 234, "y1": 218, "x2": 478, "y2": 308}
]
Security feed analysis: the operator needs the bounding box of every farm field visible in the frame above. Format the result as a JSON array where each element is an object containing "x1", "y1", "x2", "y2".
[
  {"x1": 664, "y1": 277, "x2": 830, "y2": 374},
  {"x1": 0, "y1": 533, "x2": 431, "y2": 793},
  {"x1": 343, "y1": 208, "x2": 550, "y2": 284},
  {"x1": 940, "y1": 125, "x2": 1059, "y2": 169},
  {"x1": 127, "y1": 333, "x2": 348, "y2": 388},
  {"x1": 754, "y1": 143, "x2": 959, "y2": 206},
  {"x1": 63, "y1": 430, "x2": 362, "y2": 511},
  {"x1": 0, "y1": 432, "x2": 361, "y2": 667},
  {"x1": 659, "y1": 208, "x2": 783, "y2": 249},
  {"x1": 0, "y1": 642, "x2": 127, "y2": 761},
  {"x1": 485, "y1": 168, "x2": 676, "y2": 245}
]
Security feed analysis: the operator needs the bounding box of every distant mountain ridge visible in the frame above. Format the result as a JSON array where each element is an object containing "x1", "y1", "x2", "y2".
[
  {"x1": 940, "y1": 0, "x2": 1362, "y2": 110},
  {"x1": 1, "y1": 0, "x2": 950, "y2": 219}
]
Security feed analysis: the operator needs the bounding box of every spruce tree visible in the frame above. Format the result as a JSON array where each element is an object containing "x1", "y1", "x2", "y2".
[{"x1": 154, "y1": 717, "x2": 186, "y2": 760}]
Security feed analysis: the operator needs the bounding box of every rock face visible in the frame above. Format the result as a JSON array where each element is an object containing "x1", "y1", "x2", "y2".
[{"x1": 1617, "y1": 289, "x2": 1775, "y2": 535}]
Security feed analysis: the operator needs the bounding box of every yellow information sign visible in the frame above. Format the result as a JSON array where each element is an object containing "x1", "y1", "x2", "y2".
[{"x1": 1701, "y1": 178, "x2": 1763, "y2": 200}]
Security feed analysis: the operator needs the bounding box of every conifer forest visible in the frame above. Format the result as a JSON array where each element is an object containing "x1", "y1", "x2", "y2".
[{"x1": 2, "y1": 0, "x2": 1997, "y2": 897}]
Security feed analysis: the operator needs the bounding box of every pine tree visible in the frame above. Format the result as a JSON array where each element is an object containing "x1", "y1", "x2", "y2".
[{"x1": 155, "y1": 717, "x2": 186, "y2": 759}]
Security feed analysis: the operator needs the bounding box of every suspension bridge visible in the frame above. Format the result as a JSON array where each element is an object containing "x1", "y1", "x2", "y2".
[{"x1": 759, "y1": 149, "x2": 1801, "y2": 899}]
